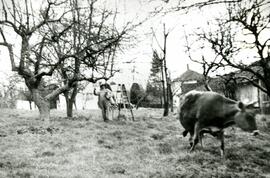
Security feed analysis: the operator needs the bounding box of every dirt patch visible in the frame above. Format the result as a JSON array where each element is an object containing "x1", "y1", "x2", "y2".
[
  {"x1": 13, "y1": 172, "x2": 32, "y2": 178},
  {"x1": 158, "y1": 143, "x2": 173, "y2": 154},
  {"x1": 147, "y1": 123, "x2": 158, "y2": 129},
  {"x1": 109, "y1": 164, "x2": 126, "y2": 174},
  {"x1": 17, "y1": 126, "x2": 60, "y2": 135},
  {"x1": 0, "y1": 161, "x2": 12, "y2": 168},
  {"x1": 151, "y1": 133, "x2": 165, "y2": 140},
  {"x1": 111, "y1": 130, "x2": 122, "y2": 140},
  {"x1": 41, "y1": 151, "x2": 55, "y2": 157},
  {"x1": 0, "y1": 133, "x2": 7, "y2": 137},
  {"x1": 65, "y1": 115, "x2": 91, "y2": 121}
]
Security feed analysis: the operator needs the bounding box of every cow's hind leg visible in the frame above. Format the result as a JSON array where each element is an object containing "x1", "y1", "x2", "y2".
[
  {"x1": 188, "y1": 130, "x2": 194, "y2": 147},
  {"x1": 217, "y1": 130, "x2": 225, "y2": 157},
  {"x1": 199, "y1": 131, "x2": 204, "y2": 148},
  {"x1": 189, "y1": 122, "x2": 200, "y2": 152}
]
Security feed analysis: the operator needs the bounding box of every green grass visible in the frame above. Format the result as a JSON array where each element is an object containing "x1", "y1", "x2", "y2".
[{"x1": 0, "y1": 108, "x2": 270, "y2": 178}]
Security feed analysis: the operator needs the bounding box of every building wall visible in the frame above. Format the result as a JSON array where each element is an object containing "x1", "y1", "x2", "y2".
[
  {"x1": 260, "y1": 92, "x2": 270, "y2": 114},
  {"x1": 235, "y1": 84, "x2": 259, "y2": 105},
  {"x1": 57, "y1": 93, "x2": 99, "y2": 110},
  {"x1": 171, "y1": 82, "x2": 182, "y2": 109},
  {"x1": 235, "y1": 82, "x2": 270, "y2": 114},
  {"x1": 258, "y1": 80, "x2": 270, "y2": 114},
  {"x1": 16, "y1": 100, "x2": 37, "y2": 110}
]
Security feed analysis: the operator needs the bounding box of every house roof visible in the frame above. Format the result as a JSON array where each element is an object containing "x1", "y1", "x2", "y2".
[
  {"x1": 175, "y1": 60, "x2": 265, "y2": 96},
  {"x1": 181, "y1": 83, "x2": 202, "y2": 94},
  {"x1": 223, "y1": 61, "x2": 263, "y2": 83},
  {"x1": 209, "y1": 77, "x2": 226, "y2": 91},
  {"x1": 180, "y1": 77, "x2": 225, "y2": 94},
  {"x1": 173, "y1": 69, "x2": 204, "y2": 82}
]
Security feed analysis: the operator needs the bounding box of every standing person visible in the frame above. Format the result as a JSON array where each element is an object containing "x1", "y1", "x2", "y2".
[{"x1": 94, "y1": 83, "x2": 115, "y2": 122}]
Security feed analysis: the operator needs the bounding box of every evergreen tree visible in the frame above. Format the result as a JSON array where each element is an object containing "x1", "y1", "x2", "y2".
[
  {"x1": 149, "y1": 50, "x2": 162, "y2": 83},
  {"x1": 145, "y1": 50, "x2": 164, "y2": 107},
  {"x1": 130, "y1": 83, "x2": 144, "y2": 105}
]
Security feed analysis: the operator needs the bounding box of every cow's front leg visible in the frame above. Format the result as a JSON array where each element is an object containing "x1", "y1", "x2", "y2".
[
  {"x1": 199, "y1": 131, "x2": 204, "y2": 148},
  {"x1": 188, "y1": 130, "x2": 194, "y2": 147},
  {"x1": 190, "y1": 122, "x2": 200, "y2": 152},
  {"x1": 217, "y1": 130, "x2": 225, "y2": 157}
]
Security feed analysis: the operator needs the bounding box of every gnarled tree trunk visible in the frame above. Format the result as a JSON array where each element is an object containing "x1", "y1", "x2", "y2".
[
  {"x1": 31, "y1": 89, "x2": 50, "y2": 125},
  {"x1": 65, "y1": 94, "x2": 76, "y2": 118},
  {"x1": 64, "y1": 85, "x2": 78, "y2": 118}
]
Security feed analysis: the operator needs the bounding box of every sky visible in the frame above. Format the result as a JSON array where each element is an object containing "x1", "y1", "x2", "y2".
[
  {"x1": 0, "y1": 0, "x2": 229, "y2": 89},
  {"x1": 108, "y1": 0, "x2": 228, "y2": 88}
]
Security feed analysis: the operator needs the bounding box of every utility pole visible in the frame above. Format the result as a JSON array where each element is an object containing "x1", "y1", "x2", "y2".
[{"x1": 131, "y1": 65, "x2": 136, "y2": 82}]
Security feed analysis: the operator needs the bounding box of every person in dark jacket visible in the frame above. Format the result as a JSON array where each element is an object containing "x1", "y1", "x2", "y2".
[{"x1": 94, "y1": 83, "x2": 115, "y2": 122}]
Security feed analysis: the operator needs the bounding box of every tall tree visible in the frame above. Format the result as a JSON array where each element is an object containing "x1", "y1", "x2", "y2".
[
  {"x1": 51, "y1": 0, "x2": 123, "y2": 117},
  {"x1": 0, "y1": 0, "x2": 71, "y2": 124},
  {"x1": 130, "y1": 83, "x2": 144, "y2": 106},
  {"x1": 0, "y1": 0, "x2": 135, "y2": 123},
  {"x1": 152, "y1": 24, "x2": 171, "y2": 116},
  {"x1": 147, "y1": 50, "x2": 164, "y2": 107},
  {"x1": 195, "y1": 0, "x2": 270, "y2": 97}
]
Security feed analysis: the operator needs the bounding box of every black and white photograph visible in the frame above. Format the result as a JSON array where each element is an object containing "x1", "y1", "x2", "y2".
[{"x1": 0, "y1": 0, "x2": 270, "y2": 177}]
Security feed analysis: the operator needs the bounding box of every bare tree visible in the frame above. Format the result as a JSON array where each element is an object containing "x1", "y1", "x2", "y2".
[
  {"x1": 0, "y1": 0, "x2": 136, "y2": 123},
  {"x1": 0, "y1": 0, "x2": 72, "y2": 124},
  {"x1": 196, "y1": 0, "x2": 270, "y2": 97},
  {"x1": 156, "y1": 0, "x2": 242, "y2": 11},
  {"x1": 152, "y1": 24, "x2": 172, "y2": 116},
  {"x1": 0, "y1": 73, "x2": 21, "y2": 108},
  {"x1": 49, "y1": 0, "x2": 125, "y2": 117},
  {"x1": 184, "y1": 29, "x2": 221, "y2": 92}
]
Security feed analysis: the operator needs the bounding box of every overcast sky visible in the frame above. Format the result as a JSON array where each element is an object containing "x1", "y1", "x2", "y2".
[
  {"x1": 0, "y1": 0, "x2": 228, "y2": 88},
  {"x1": 108, "y1": 0, "x2": 228, "y2": 88}
]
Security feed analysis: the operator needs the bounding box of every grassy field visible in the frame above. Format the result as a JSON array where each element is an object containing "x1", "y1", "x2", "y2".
[{"x1": 0, "y1": 108, "x2": 270, "y2": 178}]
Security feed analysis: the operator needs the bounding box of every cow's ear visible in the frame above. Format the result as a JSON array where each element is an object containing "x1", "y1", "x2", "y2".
[{"x1": 238, "y1": 102, "x2": 245, "y2": 110}]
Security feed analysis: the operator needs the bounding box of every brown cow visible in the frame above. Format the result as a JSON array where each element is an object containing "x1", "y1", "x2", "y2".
[{"x1": 178, "y1": 90, "x2": 259, "y2": 156}]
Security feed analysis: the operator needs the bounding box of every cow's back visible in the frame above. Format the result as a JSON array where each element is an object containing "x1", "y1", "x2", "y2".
[
  {"x1": 196, "y1": 92, "x2": 239, "y2": 127},
  {"x1": 178, "y1": 91, "x2": 238, "y2": 132}
]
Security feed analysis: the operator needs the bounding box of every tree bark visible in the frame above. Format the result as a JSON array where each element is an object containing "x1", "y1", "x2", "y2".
[
  {"x1": 162, "y1": 24, "x2": 169, "y2": 117},
  {"x1": 29, "y1": 101, "x2": 32, "y2": 110},
  {"x1": 168, "y1": 83, "x2": 174, "y2": 112},
  {"x1": 64, "y1": 94, "x2": 75, "y2": 118},
  {"x1": 64, "y1": 86, "x2": 78, "y2": 118},
  {"x1": 262, "y1": 76, "x2": 270, "y2": 98},
  {"x1": 204, "y1": 77, "x2": 212, "y2": 91},
  {"x1": 32, "y1": 89, "x2": 50, "y2": 125},
  {"x1": 67, "y1": 98, "x2": 74, "y2": 117},
  {"x1": 160, "y1": 94, "x2": 163, "y2": 107},
  {"x1": 160, "y1": 61, "x2": 168, "y2": 116}
]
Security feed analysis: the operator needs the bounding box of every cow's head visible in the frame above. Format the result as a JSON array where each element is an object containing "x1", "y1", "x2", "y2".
[{"x1": 234, "y1": 102, "x2": 258, "y2": 134}]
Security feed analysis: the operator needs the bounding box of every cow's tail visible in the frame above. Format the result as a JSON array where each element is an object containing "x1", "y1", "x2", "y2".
[{"x1": 182, "y1": 130, "x2": 188, "y2": 137}]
